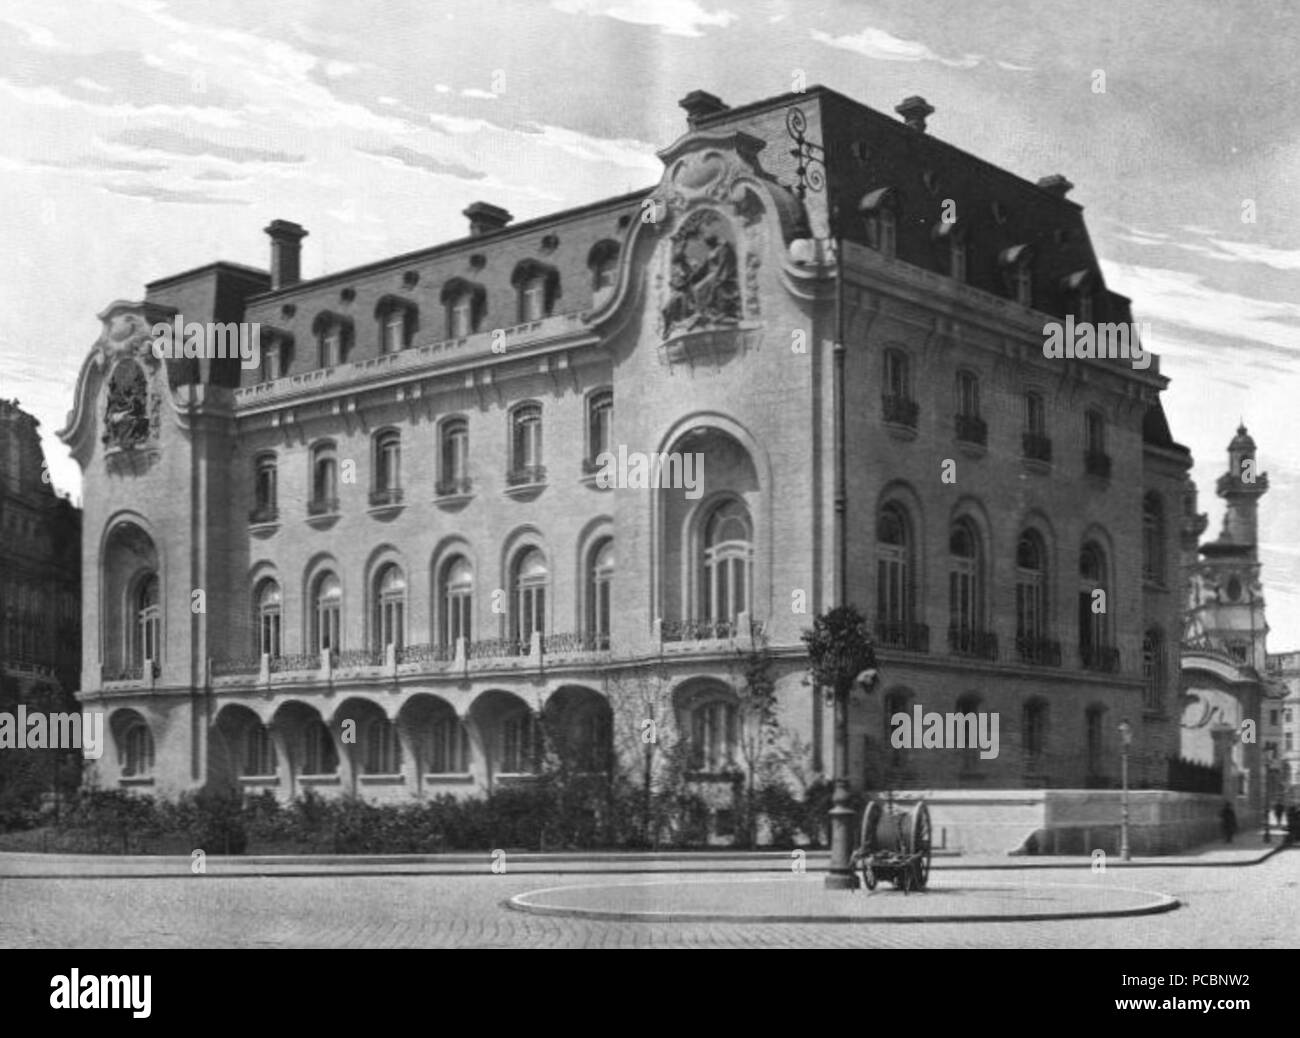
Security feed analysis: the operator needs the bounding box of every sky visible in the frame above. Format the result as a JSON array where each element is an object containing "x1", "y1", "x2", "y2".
[{"x1": 1, "y1": 0, "x2": 1297, "y2": 648}]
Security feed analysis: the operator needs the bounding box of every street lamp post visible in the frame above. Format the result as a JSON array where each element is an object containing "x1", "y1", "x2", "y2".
[
  {"x1": 1118, "y1": 719, "x2": 1132, "y2": 861},
  {"x1": 825, "y1": 667, "x2": 879, "y2": 889}
]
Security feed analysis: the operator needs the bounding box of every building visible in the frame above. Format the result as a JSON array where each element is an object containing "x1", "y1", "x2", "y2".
[
  {"x1": 0, "y1": 398, "x2": 80, "y2": 696},
  {"x1": 1265, "y1": 651, "x2": 1300, "y2": 807},
  {"x1": 1180, "y1": 425, "x2": 1286, "y2": 822},
  {"x1": 61, "y1": 86, "x2": 1193, "y2": 844}
]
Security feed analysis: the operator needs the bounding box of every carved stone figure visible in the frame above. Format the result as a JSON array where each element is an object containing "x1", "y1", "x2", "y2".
[
  {"x1": 660, "y1": 212, "x2": 742, "y2": 339},
  {"x1": 102, "y1": 360, "x2": 150, "y2": 450}
]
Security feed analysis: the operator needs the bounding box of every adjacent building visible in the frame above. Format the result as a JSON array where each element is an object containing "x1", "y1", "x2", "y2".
[{"x1": 62, "y1": 86, "x2": 1193, "y2": 841}]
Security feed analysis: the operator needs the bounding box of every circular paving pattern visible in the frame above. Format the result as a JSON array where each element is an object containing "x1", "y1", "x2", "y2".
[{"x1": 506, "y1": 874, "x2": 1180, "y2": 924}]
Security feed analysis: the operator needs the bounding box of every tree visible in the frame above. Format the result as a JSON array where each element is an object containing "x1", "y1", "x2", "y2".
[
  {"x1": 731, "y1": 630, "x2": 780, "y2": 848},
  {"x1": 605, "y1": 659, "x2": 681, "y2": 848}
]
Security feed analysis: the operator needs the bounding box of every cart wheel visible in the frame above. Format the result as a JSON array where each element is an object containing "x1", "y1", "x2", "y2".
[
  {"x1": 859, "y1": 799, "x2": 883, "y2": 857},
  {"x1": 861, "y1": 862, "x2": 877, "y2": 890},
  {"x1": 910, "y1": 801, "x2": 932, "y2": 891}
]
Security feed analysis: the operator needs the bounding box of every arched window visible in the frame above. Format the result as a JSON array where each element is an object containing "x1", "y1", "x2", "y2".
[
  {"x1": 586, "y1": 390, "x2": 613, "y2": 468},
  {"x1": 1023, "y1": 392, "x2": 1050, "y2": 461},
  {"x1": 510, "y1": 404, "x2": 543, "y2": 482},
  {"x1": 948, "y1": 521, "x2": 984, "y2": 654},
  {"x1": 1015, "y1": 531, "x2": 1048, "y2": 663},
  {"x1": 588, "y1": 538, "x2": 614, "y2": 649},
  {"x1": 256, "y1": 579, "x2": 282, "y2": 658},
  {"x1": 511, "y1": 548, "x2": 548, "y2": 645},
  {"x1": 689, "y1": 696, "x2": 737, "y2": 772},
  {"x1": 374, "y1": 564, "x2": 406, "y2": 651},
  {"x1": 311, "y1": 571, "x2": 342, "y2": 654},
  {"x1": 121, "y1": 720, "x2": 155, "y2": 777},
  {"x1": 589, "y1": 240, "x2": 620, "y2": 292},
  {"x1": 876, "y1": 504, "x2": 912, "y2": 641},
  {"x1": 363, "y1": 718, "x2": 402, "y2": 774},
  {"x1": 1078, "y1": 542, "x2": 1111, "y2": 669},
  {"x1": 314, "y1": 314, "x2": 352, "y2": 368},
  {"x1": 501, "y1": 708, "x2": 535, "y2": 773},
  {"x1": 1084, "y1": 410, "x2": 1110, "y2": 477},
  {"x1": 253, "y1": 454, "x2": 277, "y2": 521},
  {"x1": 301, "y1": 719, "x2": 338, "y2": 775},
  {"x1": 376, "y1": 297, "x2": 416, "y2": 354},
  {"x1": 954, "y1": 371, "x2": 985, "y2": 445},
  {"x1": 513, "y1": 261, "x2": 558, "y2": 322},
  {"x1": 242, "y1": 723, "x2": 277, "y2": 777},
  {"x1": 133, "y1": 574, "x2": 160, "y2": 669},
  {"x1": 1142, "y1": 494, "x2": 1164, "y2": 585},
  {"x1": 440, "y1": 556, "x2": 473, "y2": 647},
  {"x1": 426, "y1": 712, "x2": 470, "y2": 774},
  {"x1": 373, "y1": 430, "x2": 401, "y2": 498},
  {"x1": 439, "y1": 418, "x2": 470, "y2": 495},
  {"x1": 881, "y1": 350, "x2": 917, "y2": 427},
  {"x1": 701, "y1": 499, "x2": 752, "y2": 630},
  {"x1": 1023, "y1": 699, "x2": 1047, "y2": 760},
  {"x1": 1142, "y1": 628, "x2": 1165, "y2": 711},
  {"x1": 309, "y1": 442, "x2": 338, "y2": 514}
]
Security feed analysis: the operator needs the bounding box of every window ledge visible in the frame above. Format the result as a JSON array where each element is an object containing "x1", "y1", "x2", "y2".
[
  {"x1": 119, "y1": 776, "x2": 155, "y2": 787},
  {"x1": 503, "y1": 481, "x2": 547, "y2": 500},
  {"x1": 239, "y1": 775, "x2": 280, "y2": 786},
  {"x1": 305, "y1": 511, "x2": 341, "y2": 529},
  {"x1": 366, "y1": 502, "x2": 406, "y2": 518},
  {"x1": 424, "y1": 773, "x2": 475, "y2": 784},
  {"x1": 358, "y1": 774, "x2": 405, "y2": 785},
  {"x1": 884, "y1": 421, "x2": 919, "y2": 442},
  {"x1": 579, "y1": 470, "x2": 614, "y2": 490},
  {"x1": 299, "y1": 774, "x2": 341, "y2": 786},
  {"x1": 434, "y1": 491, "x2": 474, "y2": 509}
]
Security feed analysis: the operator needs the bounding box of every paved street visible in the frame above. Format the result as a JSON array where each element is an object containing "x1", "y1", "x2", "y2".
[{"x1": 1, "y1": 847, "x2": 1296, "y2": 948}]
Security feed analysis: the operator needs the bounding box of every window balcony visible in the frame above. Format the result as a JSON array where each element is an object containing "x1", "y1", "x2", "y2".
[
  {"x1": 307, "y1": 496, "x2": 339, "y2": 517},
  {"x1": 1080, "y1": 644, "x2": 1121, "y2": 673},
  {"x1": 947, "y1": 625, "x2": 998, "y2": 660},
  {"x1": 875, "y1": 620, "x2": 930, "y2": 653},
  {"x1": 435, "y1": 476, "x2": 473, "y2": 498},
  {"x1": 506, "y1": 464, "x2": 547, "y2": 487},
  {"x1": 1021, "y1": 432, "x2": 1052, "y2": 463},
  {"x1": 881, "y1": 394, "x2": 919, "y2": 430},
  {"x1": 541, "y1": 631, "x2": 611, "y2": 655},
  {"x1": 1084, "y1": 450, "x2": 1111, "y2": 478},
  {"x1": 395, "y1": 642, "x2": 457, "y2": 667},
  {"x1": 662, "y1": 619, "x2": 737, "y2": 642},
  {"x1": 248, "y1": 504, "x2": 279, "y2": 524},
  {"x1": 268, "y1": 652, "x2": 320, "y2": 674},
  {"x1": 954, "y1": 413, "x2": 988, "y2": 446},
  {"x1": 468, "y1": 637, "x2": 529, "y2": 660},
  {"x1": 1015, "y1": 636, "x2": 1062, "y2": 666},
  {"x1": 368, "y1": 487, "x2": 404, "y2": 508}
]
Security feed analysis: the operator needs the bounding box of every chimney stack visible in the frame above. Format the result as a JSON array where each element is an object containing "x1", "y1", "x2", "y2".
[
  {"x1": 463, "y1": 202, "x2": 513, "y2": 238},
  {"x1": 264, "y1": 220, "x2": 308, "y2": 290},
  {"x1": 895, "y1": 96, "x2": 935, "y2": 132},
  {"x1": 1036, "y1": 174, "x2": 1075, "y2": 198},
  {"x1": 679, "y1": 90, "x2": 729, "y2": 128}
]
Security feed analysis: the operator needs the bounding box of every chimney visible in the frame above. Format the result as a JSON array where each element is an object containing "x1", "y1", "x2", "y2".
[
  {"x1": 895, "y1": 96, "x2": 935, "y2": 132},
  {"x1": 463, "y1": 202, "x2": 513, "y2": 238},
  {"x1": 264, "y1": 220, "x2": 308, "y2": 290},
  {"x1": 1036, "y1": 174, "x2": 1075, "y2": 198},
  {"x1": 679, "y1": 90, "x2": 729, "y2": 128}
]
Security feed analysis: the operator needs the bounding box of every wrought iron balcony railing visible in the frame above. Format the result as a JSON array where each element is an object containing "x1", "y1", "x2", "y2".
[
  {"x1": 307, "y1": 496, "x2": 339, "y2": 516},
  {"x1": 948, "y1": 625, "x2": 998, "y2": 660},
  {"x1": 506, "y1": 465, "x2": 547, "y2": 487},
  {"x1": 1015, "y1": 635, "x2": 1062, "y2": 666},
  {"x1": 435, "y1": 476, "x2": 473, "y2": 497},
  {"x1": 1084, "y1": 449, "x2": 1111, "y2": 478},
  {"x1": 1021, "y1": 432, "x2": 1052, "y2": 463},
  {"x1": 875, "y1": 620, "x2": 930, "y2": 653},
  {"x1": 248, "y1": 504, "x2": 279, "y2": 524},
  {"x1": 881, "y1": 394, "x2": 920, "y2": 429},
  {"x1": 1080, "y1": 644, "x2": 1121, "y2": 672},
  {"x1": 542, "y1": 631, "x2": 610, "y2": 654},
  {"x1": 662, "y1": 619, "x2": 736, "y2": 642},
  {"x1": 368, "y1": 487, "x2": 404, "y2": 507},
  {"x1": 954, "y1": 413, "x2": 988, "y2": 446},
  {"x1": 468, "y1": 637, "x2": 527, "y2": 659},
  {"x1": 396, "y1": 642, "x2": 456, "y2": 666},
  {"x1": 269, "y1": 653, "x2": 319, "y2": 673},
  {"x1": 212, "y1": 656, "x2": 262, "y2": 677}
]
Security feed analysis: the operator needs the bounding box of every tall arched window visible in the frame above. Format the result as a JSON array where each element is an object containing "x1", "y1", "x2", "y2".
[
  {"x1": 309, "y1": 442, "x2": 338, "y2": 514},
  {"x1": 121, "y1": 719, "x2": 155, "y2": 777},
  {"x1": 301, "y1": 719, "x2": 339, "y2": 775},
  {"x1": 948, "y1": 521, "x2": 983, "y2": 654},
  {"x1": 1015, "y1": 531, "x2": 1048, "y2": 663},
  {"x1": 1142, "y1": 628, "x2": 1165, "y2": 711},
  {"x1": 588, "y1": 538, "x2": 614, "y2": 649},
  {"x1": 876, "y1": 504, "x2": 912, "y2": 642},
  {"x1": 511, "y1": 548, "x2": 548, "y2": 646},
  {"x1": 426, "y1": 713, "x2": 470, "y2": 774},
  {"x1": 374, "y1": 564, "x2": 406, "y2": 652},
  {"x1": 701, "y1": 499, "x2": 752, "y2": 631},
  {"x1": 501, "y1": 708, "x2": 535, "y2": 773},
  {"x1": 242, "y1": 723, "x2": 277, "y2": 777},
  {"x1": 373, "y1": 430, "x2": 401, "y2": 500},
  {"x1": 1142, "y1": 494, "x2": 1164, "y2": 585},
  {"x1": 586, "y1": 390, "x2": 613, "y2": 468},
  {"x1": 1078, "y1": 542, "x2": 1111, "y2": 669},
  {"x1": 690, "y1": 696, "x2": 738, "y2": 772},
  {"x1": 510, "y1": 404, "x2": 543, "y2": 482},
  {"x1": 253, "y1": 453, "x2": 278, "y2": 521},
  {"x1": 311, "y1": 571, "x2": 342, "y2": 654},
  {"x1": 133, "y1": 574, "x2": 160, "y2": 669},
  {"x1": 363, "y1": 719, "x2": 402, "y2": 774},
  {"x1": 439, "y1": 418, "x2": 470, "y2": 494},
  {"x1": 441, "y1": 556, "x2": 473, "y2": 647},
  {"x1": 256, "y1": 579, "x2": 282, "y2": 658}
]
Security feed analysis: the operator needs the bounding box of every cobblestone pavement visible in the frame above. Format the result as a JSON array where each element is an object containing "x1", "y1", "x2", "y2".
[{"x1": 1, "y1": 850, "x2": 1296, "y2": 948}]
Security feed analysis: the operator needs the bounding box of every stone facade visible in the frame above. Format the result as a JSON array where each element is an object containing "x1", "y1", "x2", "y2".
[{"x1": 61, "y1": 86, "x2": 1191, "y2": 833}]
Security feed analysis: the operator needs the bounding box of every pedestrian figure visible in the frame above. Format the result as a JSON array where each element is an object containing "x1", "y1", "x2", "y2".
[
  {"x1": 1220, "y1": 800, "x2": 1237, "y2": 844},
  {"x1": 1275, "y1": 801, "x2": 1286, "y2": 828}
]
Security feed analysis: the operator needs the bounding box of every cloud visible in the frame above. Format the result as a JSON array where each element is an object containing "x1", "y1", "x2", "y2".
[
  {"x1": 461, "y1": 88, "x2": 497, "y2": 100},
  {"x1": 551, "y1": 0, "x2": 737, "y2": 37},
  {"x1": 358, "y1": 144, "x2": 486, "y2": 181},
  {"x1": 100, "y1": 182, "x2": 247, "y2": 205},
  {"x1": 111, "y1": 127, "x2": 305, "y2": 164},
  {"x1": 32, "y1": 154, "x2": 168, "y2": 174},
  {"x1": 809, "y1": 26, "x2": 1025, "y2": 71}
]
